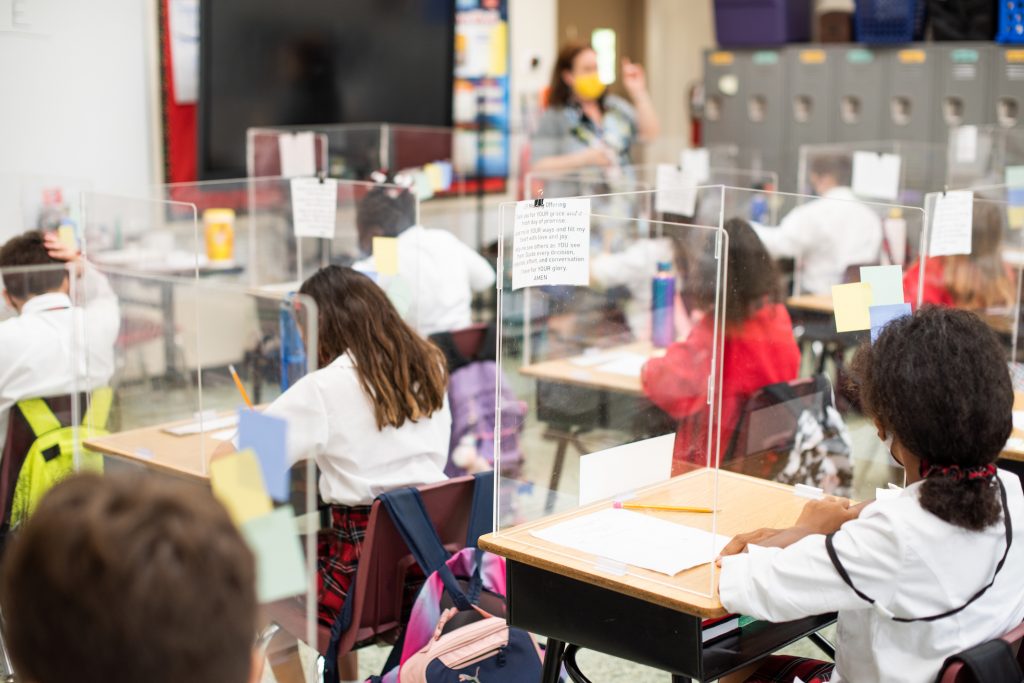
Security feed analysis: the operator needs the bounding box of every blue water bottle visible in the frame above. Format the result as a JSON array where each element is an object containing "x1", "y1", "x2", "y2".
[
  {"x1": 279, "y1": 296, "x2": 307, "y2": 392},
  {"x1": 651, "y1": 261, "x2": 676, "y2": 348},
  {"x1": 749, "y1": 194, "x2": 768, "y2": 224}
]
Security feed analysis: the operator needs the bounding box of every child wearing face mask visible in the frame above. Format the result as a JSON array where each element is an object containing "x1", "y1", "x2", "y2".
[{"x1": 715, "y1": 307, "x2": 1024, "y2": 683}]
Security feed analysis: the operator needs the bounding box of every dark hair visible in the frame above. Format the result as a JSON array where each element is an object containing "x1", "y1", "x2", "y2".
[
  {"x1": 355, "y1": 185, "x2": 417, "y2": 253},
  {"x1": 548, "y1": 42, "x2": 601, "y2": 109},
  {"x1": 676, "y1": 217, "x2": 782, "y2": 326},
  {"x1": 0, "y1": 230, "x2": 67, "y2": 300},
  {"x1": 942, "y1": 202, "x2": 1015, "y2": 310},
  {"x1": 810, "y1": 155, "x2": 853, "y2": 187},
  {"x1": 849, "y1": 307, "x2": 1011, "y2": 530},
  {"x1": 299, "y1": 265, "x2": 447, "y2": 430},
  {"x1": 1, "y1": 472, "x2": 257, "y2": 683}
]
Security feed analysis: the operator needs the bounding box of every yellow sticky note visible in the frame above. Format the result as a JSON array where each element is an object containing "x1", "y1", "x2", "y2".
[
  {"x1": 488, "y1": 21, "x2": 508, "y2": 77},
  {"x1": 210, "y1": 449, "x2": 273, "y2": 526},
  {"x1": 1010, "y1": 206, "x2": 1024, "y2": 231},
  {"x1": 832, "y1": 282, "x2": 873, "y2": 333},
  {"x1": 57, "y1": 226, "x2": 77, "y2": 250},
  {"x1": 372, "y1": 237, "x2": 399, "y2": 276},
  {"x1": 423, "y1": 163, "x2": 443, "y2": 192}
]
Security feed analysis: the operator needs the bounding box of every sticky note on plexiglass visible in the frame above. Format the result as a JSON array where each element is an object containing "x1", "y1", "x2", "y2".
[
  {"x1": 372, "y1": 237, "x2": 400, "y2": 276},
  {"x1": 512, "y1": 198, "x2": 591, "y2": 290},
  {"x1": 238, "y1": 410, "x2": 290, "y2": 503},
  {"x1": 240, "y1": 505, "x2": 308, "y2": 603},
  {"x1": 210, "y1": 449, "x2": 273, "y2": 526},
  {"x1": 832, "y1": 282, "x2": 873, "y2": 333},
  {"x1": 859, "y1": 265, "x2": 904, "y2": 306}
]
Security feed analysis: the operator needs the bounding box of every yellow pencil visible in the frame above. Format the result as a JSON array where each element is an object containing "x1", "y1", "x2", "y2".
[
  {"x1": 228, "y1": 364, "x2": 254, "y2": 409},
  {"x1": 613, "y1": 501, "x2": 715, "y2": 514}
]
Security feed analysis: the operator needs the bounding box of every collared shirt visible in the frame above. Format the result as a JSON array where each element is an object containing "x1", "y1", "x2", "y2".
[
  {"x1": 531, "y1": 95, "x2": 639, "y2": 168},
  {"x1": 262, "y1": 352, "x2": 451, "y2": 506},
  {"x1": 720, "y1": 470, "x2": 1024, "y2": 683},
  {"x1": 754, "y1": 187, "x2": 883, "y2": 296},
  {"x1": 355, "y1": 225, "x2": 495, "y2": 337},
  {"x1": 0, "y1": 266, "x2": 120, "y2": 453}
]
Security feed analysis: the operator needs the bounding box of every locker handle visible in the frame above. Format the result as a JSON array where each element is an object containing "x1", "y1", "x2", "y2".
[
  {"x1": 793, "y1": 95, "x2": 812, "y2": 123},
  {"x1": 747, "y1": 95, "x2": 766, "y2": 123},
  {"x1": 706, "y1": 95, "x2": 722, "y2": 123},
  {"x1": 942, "y1": 98, "x2": 964, "y2": 126},
  {"x1": 998, "y1": 98, "x2": 1019, "y2": 129},
  {"x1": 890, "y1": 97, "x2": 911, "y2": 126},
  {"x1": 840, "y1": 96, "x2": 861, "y2": 125}
]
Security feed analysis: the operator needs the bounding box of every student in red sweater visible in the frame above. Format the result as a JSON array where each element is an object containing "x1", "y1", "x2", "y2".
[
  {"x1": 904, "y1": 202, "x2": 1015, "y2": 311},
  {"x1": 642, "y1": 218, "x2": 801, "y2": 473}
]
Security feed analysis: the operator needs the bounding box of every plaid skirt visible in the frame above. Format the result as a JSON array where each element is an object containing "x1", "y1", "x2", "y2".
[
  {"x1": 317, "y1": 505, "x2": 372, "y2": 628},
  {"x1": 744, "y1": 656, "x2": 834, "y2": 682}
]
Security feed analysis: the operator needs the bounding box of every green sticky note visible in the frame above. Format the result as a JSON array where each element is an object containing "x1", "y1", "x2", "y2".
[
  {"x1": 1007, "y1": 166, "x2": 1024, "y2": 189},
  {"x1": 241, "y1": 505, "x2": 309, "y2": 604},
  {"x1": 860, "y1": 265, "x2": 904, "y2": 306},
  {"x1": 832, "y1": 282, "x2": 873, "y2": 333}
]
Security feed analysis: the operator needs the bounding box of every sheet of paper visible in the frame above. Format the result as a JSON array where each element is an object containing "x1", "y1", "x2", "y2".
[
  {"x1": 579, "y1": 434, "x2": 674, "y2": 505},
  {"x1": 278, "y1": 132, "x2": 317, "y2": 178},
  {"x1": 512, "y1": 198, "x2": 590, "y2": 290},
  {"x1": 852, "y1": 151, "x2": 902, "y2": 201},
  {"x1": 240, "y1": 505, "x2": 309, "y2": 603},
  {"x1": 869, "y1": 303, "x2": 912, "y2": 343},
  {"x1": 655, "y1": 164, "x2": 698, "y2": 217},
  {"x1": 210, "y1": 449, "x2": 273, "y2": 526},
  {"x1": 681, "y1": 148, "x2": 711, "y2": 184},
  {"x1": 210, "y1": 428, "x2": 237, "y2": 441},
  {"x1": 531, "y1": 507, "x2": 730, "y2": 576},
  {"x1": 569, "y1": 350, "x2": 612, "y2": 367},
  {"x1": 290, "y1": 177, "x2": 338, "y2": 239},
  {"x1": 832, "y1": 282, "x2": 873, "y2": 333},
  {"x1": 930, "y1": 190, "x2": 973, "y2": 257},
  {"x1": 1006, "y1": 436, "x2": 1024, "y2": 453},
  {"x1": 594, "y1": 352, "x2": 649, "y2": 377},
  {"x1": 1013, "y1": 411, "x2": 1024, "y2": 432},
  {"x1": 163, "y1": 414, "x2": 238, "y2": 436},
  {"x1": 859, "y1": 265, "x2": 904, "y2": 306},
  {"x1": 167, "y1": 0, "x2": 199, "y2": 104},
  {"x1": 238, "y1": 410, "x2": 290, "y2": 503},
  {"x1": 372, "y1": 237, "x2": 399, "y2": 276},
  {"x1": 954, "y1": 125, "x2": 978, "y2": 163}
]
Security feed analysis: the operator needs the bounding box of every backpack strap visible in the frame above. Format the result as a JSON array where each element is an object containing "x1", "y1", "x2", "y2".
[
  {"x1": 324, "y1": 568, "x2": 359, "y2": 683},
  {"x1": 83, "y1": 387, "x2": 113, "y2": 430},
  {"x1": 15, "y1": 399, "x2": 61, "y2": 438},
  {"x1": 466, "y1": 471, "x2": 495, "y2": 549},
  {"x1": 940, "y1": 638, "x2": 1024, "y2": 683}
]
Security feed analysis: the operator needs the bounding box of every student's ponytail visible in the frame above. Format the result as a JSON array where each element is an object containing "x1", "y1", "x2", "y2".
[{"x1": 919, "y1": 462, "x2": 1003, "y2": 532}]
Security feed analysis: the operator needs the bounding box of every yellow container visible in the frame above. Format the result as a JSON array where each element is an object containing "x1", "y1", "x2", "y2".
[{"x1": 204, "y1": 208, "x2": 235, "y2": 263}]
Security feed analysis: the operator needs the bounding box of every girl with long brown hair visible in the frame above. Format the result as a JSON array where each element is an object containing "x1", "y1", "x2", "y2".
[{"x1": 263, "y1": 265, "x2": 451, "y2": 683}]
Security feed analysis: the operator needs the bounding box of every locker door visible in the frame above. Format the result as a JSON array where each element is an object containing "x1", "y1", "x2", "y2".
[
  {"x1": 992, "y1": 48, "x2": 1024, "y2": 132},
  {"x1": 830, "y1": 46, "x2": 887, "y2": 143},
  {"x1": 783, "y1": 47, "x2": 832, "y2": 192},
  {"x1": 703, "y1": 49, "x2": 745, "y2": 148},
  {"x1": 884, "y1": 48, "x2": 935, "y2": 143},
  {"x1": 932, "y1": 43, "x2": 996, "y2": 138},
  {"x1": 740, "y1": 50, "x2": 786, "y2": 183}
]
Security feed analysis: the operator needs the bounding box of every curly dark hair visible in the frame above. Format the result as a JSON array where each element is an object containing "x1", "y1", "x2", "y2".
[
  {"x1": 848, "y1": 306, "x2": 1011, "y2": 530},
  {"x1": 355, "y1": 184, "x2": 417, "y2": 253}
]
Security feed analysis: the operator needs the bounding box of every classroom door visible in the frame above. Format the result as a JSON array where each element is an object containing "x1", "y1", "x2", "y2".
[{"x1": 558, "y1": 0, "x2": 648, "y2": 101}]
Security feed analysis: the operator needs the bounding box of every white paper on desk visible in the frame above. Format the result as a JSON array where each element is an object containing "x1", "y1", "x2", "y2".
[
  {"x1": 955, "y1": 125, "x2": 979, "y2": 164},
  {"x1": 681, "y1": 148, "x2": 711, "y2": 184},
  {"x1": 1006, "y1": 436, "x2": 1024, "y2": 453},
  {"x1": 569, "y1": 351, "x2": 612, "y2": 367},
  {"x1": 1013, "y1": 411, "x2": 1024, "y2": 432},
  {"x1": 579, "y1": 434, "x2": 675, "y2": 505},
  {"x1": 210, "y1": 428, "x2": 238, "y2": 442},
  {"x1": 163, "y1": 414, "x2": 239, "y2": 436},
  {"x1": 278, "y1": 132, "x2": 317, "y2": 178},
  {"x1": 594, "y1": 352, "x2": 648, "y2": 377},
  {"x1": 291, "y1": 177, "x2": 338, "y2": 239},
  {"x1": 655, "y1": 164, "x2": 698, "y2": 217},
  {"x1": 930, "y1": 191, "x2": 973, "y2": 257},
  {"x1": 852, "y1": 151, "x2": 902, "y2": 201},
  {"x1": 532, "y1": 508, "x2": 729, "y2": 576},
  {"x1": 512, "y1": 198, "x2": 590, "y2": 290}
]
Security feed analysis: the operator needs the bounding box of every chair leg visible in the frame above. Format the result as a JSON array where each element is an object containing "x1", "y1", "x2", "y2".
[
  {"x1": 541, "y1": 638, "x2": 566, "y2": 683},
  {"x1": 563, "y1": 645, "x2": 594, "y2": 683},
  {"x1": 809, "y1": 631, "x2": 836, "y2": 660},
  {"x1": 0, "y1": 616, "x2": 14, "y2": 682}
]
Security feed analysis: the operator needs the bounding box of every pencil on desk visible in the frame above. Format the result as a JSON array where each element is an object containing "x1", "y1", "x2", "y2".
[
  {"x1": 613, "y1": 501, "x2": 715, "y2": 514},
  {"x1": 228, "y1": 364, "x2": 254, "y2": 409}
]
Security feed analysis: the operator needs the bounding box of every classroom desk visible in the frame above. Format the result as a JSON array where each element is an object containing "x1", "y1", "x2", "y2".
[
  {"x1": 480, "y1": 469, "x2": 836, "y2": 682},
  {"x1": 1000, "y1": 392, "x2": 1024, "y2": 464},
  {"x1": 518, "y1": 341, "x2": 658, "y2": 397},
  {"x1": 785, "y1": 294, "x2": 834, "y2": 315},
  {"x1": 83, "y1": 415, "x2": 224, "y2": 480}
]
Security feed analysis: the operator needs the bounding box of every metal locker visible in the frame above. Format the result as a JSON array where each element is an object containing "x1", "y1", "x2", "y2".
[
  {"x1": 703, "y1": 49, "x2": 746, "y2": 149},
  {"x1": 884, "y1": 47, "x2": 936, "y2": 143},
  {"x1": 782, "y1": 46, "x2": 833, "y2": 192},
  {"x1": 829, "y1": 46, "x2": 887, "y2": 144},
  {"x1": 992, "y1": 48, "x2": 1024, "y2": 132},
  {"x1": 738, "y1": 49, "x2": 787, "y2": 186},
  {"x1": 931, "y1": 43, "x2": 996, "y2": 140}
]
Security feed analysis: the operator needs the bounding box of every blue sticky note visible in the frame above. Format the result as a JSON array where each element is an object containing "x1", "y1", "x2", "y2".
[
  {"x1": 869, "y1": 303, "x2": 912, "y2": 343},
  {"x1": 238, "y1": 410, "x2": 290, "y2": 503}
]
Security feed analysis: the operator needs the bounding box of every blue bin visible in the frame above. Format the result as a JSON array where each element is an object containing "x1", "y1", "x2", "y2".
[
  {"x1": 714, "y1": 0, "x2": 813, "y2": 46},
  {"x1": 855, "y1": 0, "x2": 927, "y2": 43},
  {"x1": 998, "y1": 0, "x2": 1024, "y2": 43}
]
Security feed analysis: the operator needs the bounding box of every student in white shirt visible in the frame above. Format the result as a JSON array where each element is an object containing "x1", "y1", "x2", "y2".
[
  {"x1": 0, "y1": 231, "x2": 118, "y2": 458},
  {"x1": 256, "y1": 265, "x2": 451, "y2": 683},
  {"x1": 354, "y1": 184, "x2": 495, "y2": 336},
  {"x1": 717, "y1": 307, "x2": 1024, "y2": 683},
  {"x1": 754, "y1": 155, "x2": 882, "y2": 296}
]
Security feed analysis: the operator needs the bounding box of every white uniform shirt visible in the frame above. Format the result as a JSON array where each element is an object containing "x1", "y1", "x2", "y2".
[
  {"x1": 357, "y1": 226, "x2": 495, "y2": 337},
  {"x1": 754, "y1": 187, "x2": 883, "y2": 296},
  {"x1": 720, "y1": 471, "x2": 1024, "y2": 683},
  {"x1": 263, "y1": 352, "x2": 451, "y2": 506},
  {"x1": 591, "y1": 238, "x2": 673, "y2": 335},
  {"x1": 0, "y1": 266, "x2": 119, "y2": 452}
]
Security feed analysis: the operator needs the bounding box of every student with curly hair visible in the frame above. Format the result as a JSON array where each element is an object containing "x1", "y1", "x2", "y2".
[{"x1": 717, "y1": 307, "x2": 1024, "y2": 683}]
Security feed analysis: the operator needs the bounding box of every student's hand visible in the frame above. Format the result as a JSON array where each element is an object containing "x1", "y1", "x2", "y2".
[
  {"x1": 577, "y1": 146, "x2": 613, "y2": 168},
  {"x1": 718, "y1": 527, "x2": 785, "y2": 559},
  {"x1": 793, "y1": 496, "x2": 861, "y2": 536},
  {"x1": 621, "y1": 58, "x2": 648, "y2": 98},
  {"x1": 43, "y1": 232, "x2": 80, "y2": 264}
]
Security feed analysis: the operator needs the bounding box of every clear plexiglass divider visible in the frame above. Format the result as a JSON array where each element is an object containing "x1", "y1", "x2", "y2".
[
  {"x1": 946, "y1": 125, "x2": 1024, "y2": 191},
  {"x1": 493, "y1": 187, "x2": 728, "y2": 601},
  {"x1": 796, "y1": 140, "x2": 948, "y2": 208},
  {"x1": 75, "y1": 265, "x2": 321, "y2": 671}
]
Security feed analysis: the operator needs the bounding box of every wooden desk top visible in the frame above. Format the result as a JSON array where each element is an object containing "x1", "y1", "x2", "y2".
[
  {"x1": 479, "y1": 469, "x2": 808, "y2": 619},
  {"x1": 518, "y1": 342, "x2": 660, "y2": 396},
  {"x1": 84, "y1": 416, "x2": 223, "y2": 480},
  {"x1": 785, "y1": 294, "x2": 834, "y2": 315},
  {"x1": 1000, "y1": 392, "x2": 1024, "y2": 463}
]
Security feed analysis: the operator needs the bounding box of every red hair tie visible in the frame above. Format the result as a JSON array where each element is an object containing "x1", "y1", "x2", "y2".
[{"x1": 919, "y1": 461, "x2": 998, "y2": 482}]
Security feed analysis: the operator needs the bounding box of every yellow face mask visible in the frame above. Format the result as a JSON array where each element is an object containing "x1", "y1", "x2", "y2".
[{"x1": 572, "y1": 73, "x2": 605, "y2": 102}]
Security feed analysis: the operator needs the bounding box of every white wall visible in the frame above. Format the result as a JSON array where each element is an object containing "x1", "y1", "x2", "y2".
[
  {"x1": 508, "y1": 0, "x2": 557, "y2": 131},
  {"x1": 0, "y1": 0, "x2": 156, "y2": 241}
]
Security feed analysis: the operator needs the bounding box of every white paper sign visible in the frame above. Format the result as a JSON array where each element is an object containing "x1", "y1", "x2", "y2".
[
  {"x1": 930, "y1": 190, "x2": 973, "y2": 257},
  {"x1": 681, "y1": 148, "x2": 711, "y2": 184},
  {"x1": 579, "y1": 434, "x2": 675, "y2": 505},
  {"x1": 852, "y1": 151, "x2": 902, "y2": 201},
  {"x1": 954, "y1": 125, "x2": 979, "y2": 164},
  {"x1": 279, "y1": 132, "x2": 317, "y2": 178},
  {"x1": 168, "y1": 0, "x2": 199, "y2": 104},
  {"x1": 290, "y1": 178, "x2": 338, "y2": 239},
  {"x1": 512, "y1": 198, "x2": 590, "y2": 290},
  {"x1": 655, "y1": 164, "x2": 698, "y2": 217}
]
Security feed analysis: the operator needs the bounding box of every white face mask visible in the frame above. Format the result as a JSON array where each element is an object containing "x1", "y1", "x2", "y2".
[{"x1": 883, "y1": 434, "x2": 908, "y2": 487}]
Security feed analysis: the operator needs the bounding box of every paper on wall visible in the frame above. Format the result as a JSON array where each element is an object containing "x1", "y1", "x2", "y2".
[
  {"x1": 655, "y1": 164, "x2": 698, "y2": 217},
  {"x1": 290, "y1": 177, "x2": 338, "y2": 239},
  {"x1": 930, "y1": 190, "x2": 973, "y2": 257},
  {"x1": 278, "y1": 132, "x2": 318, "y2": 178},
  {"x1": 168, "y1": 0, "x2": 199, "y2": 104},
  {"x1": 579, "y1": 434, "x2": 675, "y2": 505},
  {"x1": 512, "y1": 198, "x2": 590, "y2": 290},
  {"x1": 954, "y1": 125, "x2": 978, "y2": 164},
  {"x1": 681, "y1": 148, "x2": 711, "y2": 184},
  {"x1": 852, "y1": 151, "x2": 902, "y2": 201}
]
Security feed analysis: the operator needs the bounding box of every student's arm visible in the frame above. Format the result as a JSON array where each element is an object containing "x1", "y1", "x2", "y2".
[
  {"x1": 261, "y1": 375, "x2": 329, "y2": 465},
  {"x1": 621, "y1": 59, "x2": 660, "y2": 141},
  {"x1": 530, "y1": 109, "x2": 611, "y2": 173},
  {"x1": 719, "y1": 508, "x2": 903, "y2": 622},
  {"x1": 752, "y1": 207, "x2": 816, "y2": 260},
  {"x1": 591, "y1": 240, "x2": 664, "y2": 289},
  {"x1": 640, "y1": 331, "x2": 712, "y2": 420},
  {"x1": 460, "y1": 243, "x2": 496, "y2": 292}
]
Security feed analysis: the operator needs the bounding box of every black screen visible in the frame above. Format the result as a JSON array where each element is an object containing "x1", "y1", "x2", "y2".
[{"x1": 198, "y1": 0, "x2": 455, "y2": 179}]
